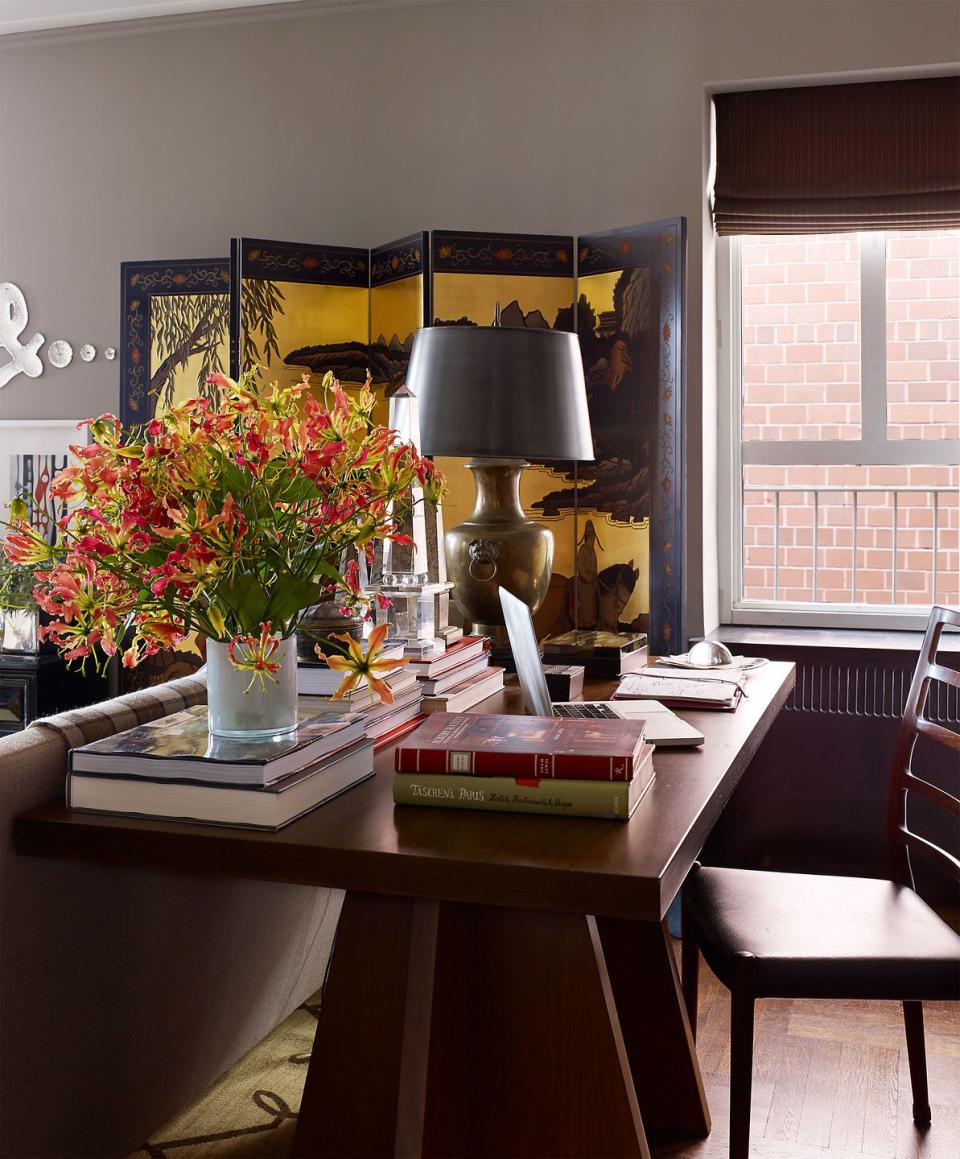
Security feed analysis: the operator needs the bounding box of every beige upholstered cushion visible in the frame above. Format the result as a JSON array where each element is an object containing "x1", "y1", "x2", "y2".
[
  {"x1": 29, "y1": 672, "x2": 207, "y2": 750},
  {"x1": 0, "y1": 675, "x2": 343, "y2": 1159}
]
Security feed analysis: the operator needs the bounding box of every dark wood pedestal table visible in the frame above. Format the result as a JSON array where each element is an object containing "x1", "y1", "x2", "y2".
[{"x1": 15, "y1": 662, "x2": 795, "y2": 1159}]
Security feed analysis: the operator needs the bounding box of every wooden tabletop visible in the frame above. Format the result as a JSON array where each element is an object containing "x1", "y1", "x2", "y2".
[{"x1": 14, "y1": 662, "x2": 794, "y2": 922}]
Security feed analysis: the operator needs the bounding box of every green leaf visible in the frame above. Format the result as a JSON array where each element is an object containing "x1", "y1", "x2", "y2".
[
  {"x1": 263, "y1": 575, "x2": 328, "y2": 629},
  {"x1": 219, "y1": 572, "x2": 270, "y2": 633},
  {"x1": 219, "y1": 459, "x2": 248, "y2": 498},
  {"x1": 277, "y1": 474, "x2": 323, "y2": 504},
  {"x1": 309, "y1": 560, "x2": 342, "y2": 583}
]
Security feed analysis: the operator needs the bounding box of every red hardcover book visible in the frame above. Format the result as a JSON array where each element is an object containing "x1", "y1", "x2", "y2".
[
  {"x1": 394, "y1": 713, "x2": 646, "y2": 781},
  {"x1": 374, "y1": 714, "x2": 428, "y2": 753}
]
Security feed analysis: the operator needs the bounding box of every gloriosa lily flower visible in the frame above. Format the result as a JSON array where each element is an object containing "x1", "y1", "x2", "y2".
[
  {"x1": 3, "y1": 524, "x2": 55, "y2": 566},
  {"x1": 315, "y1": 623, "x2": 406, "y2": 705},
  {"x1": 227, "y1": 623, "x2": 283, "y2": 692}
]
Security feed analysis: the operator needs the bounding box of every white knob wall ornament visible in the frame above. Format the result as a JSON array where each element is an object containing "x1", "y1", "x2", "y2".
[
  {"x1": 47, "y1": 339, "x2": 74, "y2": 368},
  {"x1": 0, "y1": 282, "x2": 44, "y2": 389}
]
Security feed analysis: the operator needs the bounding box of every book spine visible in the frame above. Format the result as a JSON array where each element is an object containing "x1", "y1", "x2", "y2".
[
  {"x1": 394, "y1": 746, "x2": 634, "y2": 781},
  {"x1": 393, "y1": 774, "x2": 635, "y2": 819}
]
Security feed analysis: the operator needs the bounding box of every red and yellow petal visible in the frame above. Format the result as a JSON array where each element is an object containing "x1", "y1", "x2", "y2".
[
  {"x1": 366, "y1": 675, "x2": 394, "y2": 705},
  {"x1": 369, "y1": 657, "x2": 407, "y2": 675},
  {"x1": 314, "y1": 650, "x2": 352, "y2": 672},
  {"x1": 331, "y1": 673, "x2": 361, "y2": 699},
  {"x1": 366, "y1": 622, "x2": 390, "y2": 655}
]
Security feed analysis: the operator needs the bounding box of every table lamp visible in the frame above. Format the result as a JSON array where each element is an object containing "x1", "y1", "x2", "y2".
[{"x1": 408, "y1": 325, "x2": 594, "y2": 652}]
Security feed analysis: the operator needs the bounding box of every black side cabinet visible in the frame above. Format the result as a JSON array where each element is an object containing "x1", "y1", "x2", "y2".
[{"x1": 0, "y1": 653, "x2": 108, "y2": 735}]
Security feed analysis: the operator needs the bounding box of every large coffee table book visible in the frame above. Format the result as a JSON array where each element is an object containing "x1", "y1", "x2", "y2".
[
  {"x1": 396, "y1": 712, "x2": 648, "y2": 779},
  {"x1": 393, "y1": 712, "x2": 653, "y2": 820},
  {"x1": 69, "y1": 739, "x2": 375, "y2": 830},
  {"x1": 69, "y1": 706, "x2": 363, "y2": 784},
  {"x1": 65, "y1": 706, "x2": 375, "y2": 829}
]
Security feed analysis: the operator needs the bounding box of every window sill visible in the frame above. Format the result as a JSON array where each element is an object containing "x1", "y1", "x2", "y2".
[{"x1": 708, "y1": 624, "x2": 960, "y2": 655}]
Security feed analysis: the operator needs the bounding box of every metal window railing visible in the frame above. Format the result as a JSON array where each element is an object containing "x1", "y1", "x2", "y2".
[{"x1": 742, "y1": 485, "x2": 957, "y2": 605}]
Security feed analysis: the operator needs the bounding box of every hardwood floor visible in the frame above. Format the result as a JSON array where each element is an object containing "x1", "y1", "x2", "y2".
[{"x1": 656, "y1": 951, "x2": 960, "y2": 1159}]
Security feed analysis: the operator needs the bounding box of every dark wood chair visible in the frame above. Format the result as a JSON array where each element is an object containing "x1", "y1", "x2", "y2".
[{"x1": 681, "y1": 605, "x2": 960, "y2": 1158}]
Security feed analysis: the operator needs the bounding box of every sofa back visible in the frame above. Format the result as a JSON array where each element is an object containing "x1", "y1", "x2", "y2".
[{"x1": 0, "y1": 675, "x2": 342, "y2": 1158}]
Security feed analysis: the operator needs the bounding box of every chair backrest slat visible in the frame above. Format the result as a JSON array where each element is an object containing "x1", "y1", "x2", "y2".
[
  {"x1": 916, "y1": 717, "x2": 960, "y2": 752},
  {"x1": 928, "y1": 662, "x2": 960, "y2": 690},
  {"x1": 887, "y1": 606, "x2": 960, "y2": 887},
  {"x1": 904, "y1": 770, "x2": 960, "y2": 817},
  {"x1": 900, "y1": 825, "x2": 960, "y2": 880}
]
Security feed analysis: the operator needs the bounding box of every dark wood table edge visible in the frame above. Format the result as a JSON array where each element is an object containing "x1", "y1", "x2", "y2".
[{"x1": 12, "y1": 664, "x2": 795, "y2": 923}]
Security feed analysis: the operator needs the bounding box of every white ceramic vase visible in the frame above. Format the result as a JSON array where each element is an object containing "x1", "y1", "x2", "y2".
[{"x1": 206, "y1": 636, "x2": 298, "y2": 739}]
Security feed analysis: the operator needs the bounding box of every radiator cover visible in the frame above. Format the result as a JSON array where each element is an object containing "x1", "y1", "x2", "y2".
[{"x1": 703, "y1": 645, "x2": 958, "y2": 904}]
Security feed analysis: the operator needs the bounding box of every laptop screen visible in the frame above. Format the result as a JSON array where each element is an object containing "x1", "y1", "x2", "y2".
[{"x1": 498, "y1": 587, "x2": 554, "y2": 717}]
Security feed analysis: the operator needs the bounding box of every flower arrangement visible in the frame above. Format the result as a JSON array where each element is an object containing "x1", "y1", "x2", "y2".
[{"x1": 0, "y1": 370, "x2": 443, "y2": 703}]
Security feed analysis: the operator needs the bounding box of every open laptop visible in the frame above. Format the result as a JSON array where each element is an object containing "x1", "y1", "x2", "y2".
[{"x1": 499, "y1": 587, "x2": 704, "y2": 747}]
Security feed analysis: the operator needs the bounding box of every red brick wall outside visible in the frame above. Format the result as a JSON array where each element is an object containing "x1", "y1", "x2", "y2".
[
  {"x1": 887, "y1": 230, "x2": 960, "y2": 441},
  {"x1": 739, "y1": 231, "x2": 959, "y2": 608}
]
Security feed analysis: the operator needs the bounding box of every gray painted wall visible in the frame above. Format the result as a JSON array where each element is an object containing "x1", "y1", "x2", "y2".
[{"x1": 1, "y1": 0, "x2": 957, "y2": 634}]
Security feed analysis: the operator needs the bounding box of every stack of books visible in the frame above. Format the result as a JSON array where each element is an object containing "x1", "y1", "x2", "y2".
[
  {"x1": 298, "y1": 640, "x2": 425, "y2": 743},
  {"x1": 393, "y1": 712, "x2": 654, "y2": 820},
  {"x1": 405, "y1": 635, "x2": 504, "y2": 714},
  {"x1": 66, "y1": 705, "x2": 374, "y2": 830}
]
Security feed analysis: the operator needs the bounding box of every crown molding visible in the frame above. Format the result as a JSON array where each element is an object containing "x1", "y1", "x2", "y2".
[{"x1": 0, "y1": 0, "x2": 455, "y2": 46}]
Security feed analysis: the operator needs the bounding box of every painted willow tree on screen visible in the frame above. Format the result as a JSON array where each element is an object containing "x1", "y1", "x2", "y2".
[{"x1": 149, "y1": 283, "x2": 283, "y2": 408}]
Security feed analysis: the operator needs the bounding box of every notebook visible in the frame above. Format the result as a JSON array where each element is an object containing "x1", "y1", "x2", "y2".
[{"x1": 614, "y1": 673, "x2": 743, "y2": 711}]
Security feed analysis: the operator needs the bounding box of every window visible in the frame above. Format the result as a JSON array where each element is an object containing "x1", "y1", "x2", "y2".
[{"x1": 718, "y1": 228, "x2": 959, "y2": 628}]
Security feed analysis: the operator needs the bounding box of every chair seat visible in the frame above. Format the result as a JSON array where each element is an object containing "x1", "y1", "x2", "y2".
[{"x1": 684, "y1": 867, "x2": 960, "y2": 1001}]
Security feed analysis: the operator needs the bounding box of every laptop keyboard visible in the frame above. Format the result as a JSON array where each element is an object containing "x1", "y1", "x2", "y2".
[{"x1": 554, "y1": 703, "x2": 620, "y2": 719}]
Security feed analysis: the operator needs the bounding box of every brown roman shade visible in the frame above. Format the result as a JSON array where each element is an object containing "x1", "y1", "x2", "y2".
[{"x1": 713, "y1": 76, "x2": 960, "y2": 235}]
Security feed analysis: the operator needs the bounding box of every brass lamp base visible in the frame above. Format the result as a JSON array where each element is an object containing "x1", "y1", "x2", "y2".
[{"x1": 444, "y1": 458, "x2": 553, "y2": 651}]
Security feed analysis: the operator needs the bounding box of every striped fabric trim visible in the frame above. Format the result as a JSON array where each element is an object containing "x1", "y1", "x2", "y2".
[
  {"x1": 713, "y1": 76, "x2": 960, "y2": 236},
  {"x1": 30, "y1": 673, "x2": 207, "y2": 750}
]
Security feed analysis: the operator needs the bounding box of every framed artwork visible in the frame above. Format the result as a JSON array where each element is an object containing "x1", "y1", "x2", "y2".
[
  {"x1": 119, "y1": 258, "x2": 231, "y2": 427},
  {"x1": 229, "y1": 238, "x2": 370, "y2": 389},
  {"x1": 0, "y1": 420, "x2": 86, "y2": 543},
  {"x1": 572, "y1": 218, "x2": 686, "y2": 652},
  {"x1": 370, "y1": 232, "x2": 430, "y2": 394}
]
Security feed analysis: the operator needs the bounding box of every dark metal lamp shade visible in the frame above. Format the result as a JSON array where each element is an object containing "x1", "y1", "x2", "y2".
[{"x1": 407, "y1": 326, "x2": 594, "y2": 461}]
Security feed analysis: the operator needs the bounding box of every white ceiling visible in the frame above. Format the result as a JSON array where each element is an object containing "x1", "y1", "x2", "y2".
[{"x1": 0, "y1": 0, "x2": 314, "y2": 36}]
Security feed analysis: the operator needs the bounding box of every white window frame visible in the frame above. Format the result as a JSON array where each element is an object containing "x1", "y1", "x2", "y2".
[{"x1": 718, "y1": 231, "x2": 960, "y2": 630}]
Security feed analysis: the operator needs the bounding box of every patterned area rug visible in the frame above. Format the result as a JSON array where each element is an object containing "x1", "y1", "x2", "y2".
[{"x1": 130, "y1": 992, "x2": 321, "y2": 1159}]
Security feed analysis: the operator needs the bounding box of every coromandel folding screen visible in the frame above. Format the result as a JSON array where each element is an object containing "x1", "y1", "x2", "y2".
[
  {"x1": 119, "y1": 219, "x2": 685, "y2": 652},
  {"x1": 119, "y1": 258, "x2": 231, "y2": 425}
]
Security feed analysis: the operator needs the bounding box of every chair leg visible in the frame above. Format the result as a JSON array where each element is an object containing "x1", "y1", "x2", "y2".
[
  {"x1": 680, "y1": 901, "x2": 699, "y2": 1038},
  {"x1": 729, "y1": 990, "x2": 755, "y2": 1159},
  {"x1": 903, "y1": 1000, "x2": 931, "y2": 1127}
]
